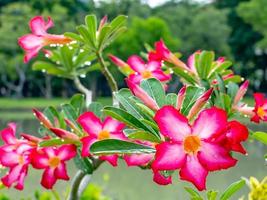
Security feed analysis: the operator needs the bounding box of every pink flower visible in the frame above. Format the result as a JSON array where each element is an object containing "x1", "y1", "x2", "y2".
[
  {"x1": 233, "y1": 80, "x2": 249, "y2": 105},
  {"x1": 127, "y1": 55, "x2": 171, "y2": 84},
  {"x1": 126, "y1": 79, "x2": 159, "y2": 111},
  {"x1": 176, "y1": 86, "x2": 186, "y2": 111},
  {"x1": 153, "y1": 170, "x2": 172, "y2": 185},
  {"x1": 148, "y1": 40, "x2": 188, "y2": 70},
  {"x1": 77, "y1": 112, "x2": 126, "y2": 166},
  {"x1": 251, "y1": 93, "x2": 267, "y2": 123},
  {"x1": 18, "y1": 16, "x2": 72, "y2": 63},
  {"x1": 31, "y1": 145, "x2": 76, "y2": 189},
  {"x1": 152, "y1": 106, "x2": 240, "y2": 191},
  {"x1": 0, "y1": 123, "x2": 36, "y2": 190},
  {"x1": 108, "y1": 54, "x2": 134, "y2": 75}
]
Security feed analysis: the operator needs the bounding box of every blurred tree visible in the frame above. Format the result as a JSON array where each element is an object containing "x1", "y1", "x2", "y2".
[{"x1": 215, "y1": 0, "x2": 267, "y2": 92}]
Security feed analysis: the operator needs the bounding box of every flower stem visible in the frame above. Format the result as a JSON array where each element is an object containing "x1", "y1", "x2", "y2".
[
  {"x1": 73, "y1": 76, "x2": 92, "y2": 107},
  {"x1": 67, "y1": 170, "x2": 88, "y2": 200}
]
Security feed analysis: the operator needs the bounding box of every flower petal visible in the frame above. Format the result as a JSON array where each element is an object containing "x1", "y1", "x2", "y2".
[
  {"x1": 147, "y1": 60, "x2": 161, "y2": 71},
  {"x1": 100, "y1": 155, "x2": 118, "y2": 167},
  {"x1": 151, "y1": 70, "x2": 171, "y2": 82},
  {"x1": 77, "y1": 112, "x2": 102, "y2": 136},
  {"x1": 179, "y1": 155, "x2": 208, "y2": 191},
  {"x1": 127, "y1": 55, "x2": 146, "y2": 73},
  {"x1": 18, "y1": 34, "x2": 43, "y2": 50},
  {"x1": 153, "y1": 170, "x2": 172, "y2": 185},
  {"x1": 41, "y1": 168, "x2": 57, "y2": 189},
  {"x1": 57, "y1": 145, "x2": 76, "y2": 161},
  {"x1": 14, "y1": 166, "x2": 28, "y2": 190},
  {"x1": 154, "y1": 105, "x2": 191, "y2": 142},
  {"x1": 152, "y1": 142, "x2": 186, "y2": 171},
  {"x1": 0, "y1": 123, "x2": 17, "y2": 144},
  {"x1": 254, "y1": 93, "x2": 265, "y2": 106},
  {"x1": 198, "y1": 141, "x2": 237, "y2": 171},
  {"x1": 102, "y1": 117, "x2": 125, "y2": 132},
  {"x1": 30, "y1": 150, "x2": 49, "y2": 169},
  {"x1": 0, "y1": 151, "x2": 19, "y2": 167},
  {"x1": 128, "y1": 74, "x2": 143, "y2": 84},
  {"x1": 1, "y1": 165, "x2": 23, "y2": 187},
  {"x1": 124, "y1": 153, "x2": 154, "y2": 166},
  {"x1": 192, "y1": 107, "x2": 228, "y2": 139},
  {"x1": 55, "y1": 162, "x2": 69, "y2": 180},
  {"x1": 80, "y1": 136, "x2": 97, "y2": 157},
  {"x1": 29, "y1": 16, "x2": 53, "y2": 35}
]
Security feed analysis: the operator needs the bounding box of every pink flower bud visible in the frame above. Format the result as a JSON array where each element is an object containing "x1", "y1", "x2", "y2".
[
  {"x1": 176, "y1": 86, "x2": 186, "y2": 110},
  {"x1": 233, "y1": 80, "x2": 249, "y2": 105},
  {"x1": 32, "y1": 109, "x2": 53, "y2": 129}
]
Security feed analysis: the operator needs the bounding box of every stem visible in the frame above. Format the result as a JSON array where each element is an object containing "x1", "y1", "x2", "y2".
[
  {"x1": 96, "y1": 51, "x2": 118, "y2": 93},
  {"x1": 67, "y1": 170, "x2": 88, "y2": 200},
  {"x1": 73, "y1": 76, "x2": 92, "y2": 107}
]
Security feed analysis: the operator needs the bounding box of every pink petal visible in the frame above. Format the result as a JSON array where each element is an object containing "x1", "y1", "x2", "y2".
[
  {"x1": 102, "y1": 117, "x2": 125, "y2": 132},
  {"x1": 151, "y1": 70, "x2": 171, "y2": 82},
  {"x1": 1, "y1": 165, "x2": 23, "y2": 187},
  {"x1": 128, "y1": 74, "x2": 143, "y2": 84},
  {"x1": 14, "y1": 166, "x2": 28, "y2": 190},
  {"x1": 154, "y1": 106, "x2": 191, "y2": 142},
  {"x1": 77, "y1": 112, "x2": 102, "y2": 136},
  {"x1": 227, "y1": 121, "x2": 248, "y2": 144},
  {"x1": 198, "y1": 141, "x2": 237, "y2": 171},
  {"x1": 100, "y1": 155, "x2": 118, "y2": 167},
  {"x1": 127, "y1": 55, "x2": 146, "y2": 73},
  {"x1": 147, "y1": 60, "x2": 161, "y2": 71},
  {"x1": 55, "y1": 162, "x2": 69, "y2": 180},
  {"x1": 23, "y1": 46, "x2": 42, "y2": 63},
  {"x1": 126, "y1": 79, "x2": 159, "y2": 111},
  {"x1": 0, "y1": 124, "x2": 17, "y2": 144},
  {"x1": 29, "y1": 16, "x2": 53, "y2": 35},
  {"x1": 80, "y1": 136, "x2": 97, "y2": 157},
  {"x1": 152, "y1": 142, "x2": 186, "y2": 171},
  {"x1": 0, "y1": 151, "x2": 19, "y2": 167},
  {"x1": 18, "y1": 34, "x2": 43, "y2": 50},
  {"x1": 153, "y1": 170, "x2": 172, "y2": 185},
  {"x1": 41, "y1": 168, "x2": 57, "y2": 189},
  {"x1": 57, "y1": 145, "x2": 76, "y2": 161},
  {"x1": 124, "y1": 153, "x2": 154, "y2": 166},
  {"x1": 254, "y1": 93, "x2": 265, "y2": 106},
  {"x1": 179, "y1": 155, "x2": 208, "y2": 191},
  {"x1": 30, "y1": 150, "x2": 49, "y2": 169},
  {"x1": 110, "y1": 131, "x2": 127, "y2": 140},
  {"x1": 192, "y1": 107, "x2": 228, "y2": 140}
]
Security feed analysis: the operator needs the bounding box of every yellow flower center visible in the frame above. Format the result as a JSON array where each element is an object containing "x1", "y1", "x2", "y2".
[
  {"x1": 257, "y1": 107, "x2": 265, "y2": 119},
  {"x1": 183, "y1": 135, "x2": 201, "y2": 154},
  {"x1": 48, "y1": 157, "x2": 60, "y2": 168},
  {"x1": 18, "y1": 155, "x2": 24, "y2": 165},
  {"x1": 98, "y1": 130, "x2": 110, "y2": 140},
  {"x1": 141, "y1": 70, "x2": 152, "y2": 79}
]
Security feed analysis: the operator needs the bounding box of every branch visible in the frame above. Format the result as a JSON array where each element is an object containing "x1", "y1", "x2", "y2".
[{"x1": 73, "y1": 76, "x2": 92, "y2": 107}]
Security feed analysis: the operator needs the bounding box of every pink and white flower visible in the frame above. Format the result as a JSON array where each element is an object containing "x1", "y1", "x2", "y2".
[
  {"x1": 77, "y1": 112, "x2": 126, "y2": 166},
  {"x1": 251, "y1": 93, "x2": 267, "y2": 123},
  {"x1": 31, "y1": 145, "x2": 76, "y2": 189},
  {"x1": 127, "y1": 55, "x2": 171, "y2": 84},
  {"x1": 152, "y1": 106, "x2": 243, "y2": 191},
  {"x1": 0, "y1": 123, "x2": 36, "y2": 190},
  {"x1": 18, "y1": 16, "x2": 72, "y2": 63}
]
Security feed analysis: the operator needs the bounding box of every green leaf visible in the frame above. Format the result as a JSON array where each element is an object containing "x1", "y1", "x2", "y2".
[
  {"x1": 181, "y1": 86, "x2": 205, "y2": 115},
  {"x1": 39, "y1": 138, "x2": 74, "y2": 147},
  {"x1": 74, "y1": 149, "x2": 94, "y2": 174},
  {"x1": 74, "y1": 52, "x2": 96, "y2": 68},
  {"x1": 127, "y1": 130, "x2": 161, "y2": 143},
  {"x1": 171, "y1": 66, "x2": 198, "y2": 85},
  {"x1": 110, "y1": 15, "x2": 128, "y2": 32},
  {"x1": 213, "y1": 61, "x2": 232, "y2": 74},
  {"x1": 215, "y1": 73, "x2": 226, "y2": 93},
  {"x1": 88, "y1": 102, "x2": 103, "y2": 118},
  {"x1": 77, "y1": 63, "x2": 101, "y2": 75},
  {"x1": 61, "y1": 104, "x2": 78, "y2": 124},
  {"x1": 59, "y1": 45, "x2": 74, "y2": 70},
  {"x1": 197, "y1": 51, "x2": 215, "y2": 79},
  {"x1": 140, "y1": 78, "x2": 165, "y2": 107},
  {"x1": 220, "y1": 179, "x2": 245, "y2": 200},
  {"x1": 135, "y1": 103, "x2": 155, "y2": 119},
  {"x1": 76, "y1": 25, "x2": 95, "y2": 49},
  {"x1": 103, "y1": 106, "x2": 150, "y2": 131},
  {"x1": 184, "y1": 187, "x2": 202, "y2": 199},
  {"x1": 64, "y1": 32, "x2": 83, "y2": 42},
  {"x1": 85, "y1": 15, "x2": 97, "y2": 44},
  {"x1": 224, "y1": 75, "x2": 242, "y2": 84},
  {"x1": 90, "y1": 139, "x2": 156, "y2": 155},
  {"x1": 32, "y1": 61, "x2": 71, "y2": 78},
  {"x1": 43, "y1": 106, "x2": 65, "y2": 129},
  {"x1": 70, "y1": 94, "x2": 85, "y2": 116},
  {"x1": 207, "y1": 190, "x2": 218, "y2": 200},
  {"x1": 165, "y1": 93, "x2": 178, "y2": 107},
  {"x1": 227, "y1": 82, "x2": 239, "y2": 102},
  {"x1": 252, "y1": 132, "x2": 267, "y2": 145},
  {"x1": 114, "y1": 89, "x2": 143, "y2": 119},
  {"x1": 98, "y1": 25, "x2": 111, "y2": 50}
]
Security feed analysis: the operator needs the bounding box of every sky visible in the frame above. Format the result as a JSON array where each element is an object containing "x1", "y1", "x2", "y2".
[{"x1": 144, "y1": 0, "x2": 211, "y2": 7}]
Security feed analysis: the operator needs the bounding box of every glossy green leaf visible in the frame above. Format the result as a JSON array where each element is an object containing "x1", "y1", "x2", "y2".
[
  {"x1": 70, "y1": 94, "x2": 85, "y2": 116},
  {"x1": 181, "y1": 86, "x2": 205, "y2": 115},
  {"x1": 39, "y1": 138, "x2": 75, "y2": 147},
  {"x1": 85, "y1": 15, "x2": 97, "y2": 44},
  {"x1": 98, "y1": 25, "x2": 111, "y2": 50},
  {"x1": 220, "y1": 179, "x2": 245, "y2": 200},
  {"x1": 61, "y1": 104, "x2": 78, "y2": 124},
  {"x1": 88, "y1": 102, "x2": 103, "y2": 118},
  {"x1": 135, "y1": 103, "x2": 155, "y2": 119},
  {"x1": 74, "y1": 149, "x2": 94, "y2": 174},
  {"x1": 197, "y1": 51, "x2": 215, "y2": 79},
  {"x1": 215, "y1": 73, "x2": 226, "y2": 93},
  {"x1": 165, "y1": 93, "x2": 178, "y2": 107},
  {"x1": 114, "y1": 89, "x2": 143, "y2": 118},
  {"x1": 77, "y1": 63, "x2": 101, "y2": 75},
  {"x1": 103, "y1": 106, "x2": 150, "y2": 131},
  {"x1": 227, "y1": 82, "x2": 239, "y2": 102},
  {"x1": 90, "y1": 139, "x2": 156, "y2": 155},
  {"x1": 32, "y1": 61, "x2": 71, "y2": 78},
  {"x1": 74, "y1": 52, "x2": 96, "y2": 68},
  {"x1": 184, "y1": 187, "x2": 202, "y2": 199},
  {"x1": 252, "y1": 132, "x2": 267, "y2": 145},
  {"x1": 127, "y1": 130, "x2": 161, "y2": 143},
  {"x1": 76, "y1": 25, "x2": 95, "y2": 49},
  {"x1": 207, "y1": 190, "x2": 218, "y2": 200},
  {"x1": 171, "y1": 66, "x2": 198, "y2": 85},
  {"x1": 43, "y1": 106, "x2": 65, "y2": 129},
  {"x1": 140, "y1": 78, "x2": 165, "y2": 107},
  {"x1": 64, "y1": 32, "x2": 83, "y2": 42}
]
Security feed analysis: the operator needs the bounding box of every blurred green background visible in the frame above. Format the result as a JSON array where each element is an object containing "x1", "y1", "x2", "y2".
[{"x1": 0, "y1": 0, "x2": 266, "y2": 199}]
